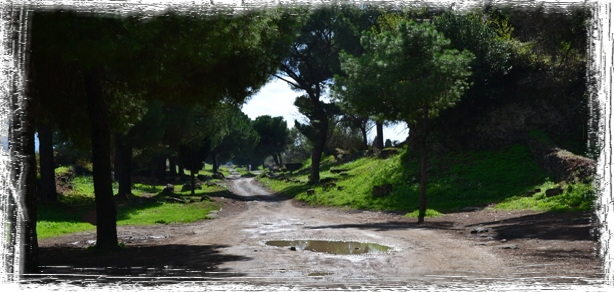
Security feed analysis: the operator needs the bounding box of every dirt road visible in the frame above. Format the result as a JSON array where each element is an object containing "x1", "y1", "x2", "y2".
[{"x1": 35, "y1": 175, "x2": 603, "y2": 286}]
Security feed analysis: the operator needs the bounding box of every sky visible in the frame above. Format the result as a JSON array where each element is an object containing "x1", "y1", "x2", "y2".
[{"x1": 242, "y1": 78, "x2": 409, "y2": 144}]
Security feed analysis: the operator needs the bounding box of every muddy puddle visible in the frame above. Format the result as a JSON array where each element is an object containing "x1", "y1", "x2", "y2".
[{"x1": 265, "y1": 240, "x2": 391, "y2": 255}]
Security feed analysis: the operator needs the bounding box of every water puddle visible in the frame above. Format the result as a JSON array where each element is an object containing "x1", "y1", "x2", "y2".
[{"x1": 265, "y1": 240, "x2": 391, "y2": 255}]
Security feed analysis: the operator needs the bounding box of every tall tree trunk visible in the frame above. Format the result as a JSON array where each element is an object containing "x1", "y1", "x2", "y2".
[
  {"x1": 169, "y1": 157, "x2": 177, "y2": 177},
  {"x1": 376, "y1": 121, "x2": 384, "y2": 150},
  {"x1": 277, "y1": 152, "x2": 283, "y2": 167},
  {"x1": 272, "y1": 153, "x2": 280, "y2": 167},
  {"x1": 417, "y1": 104, "x2": 429, "y2": 224},
  {"x1": 178, "y1": 161, "x2": 185, "y2": 179},
  {"x1": 115, "y1": 136, "x2": 133, "y2": 199},
  {"x1": 84, "y1": 67, "x2": 118, "y2": 251},
  {"x1": 37, "y1": 121, "x2": 57, "y2": 202},
  {"x1": 190, "y1": 169, "x2": 196, "y2": 196},
  {"x1": 212, "y1": 154, "x2": 219, "y2": 173},
  {"x1": 153, "y1": 156, "x2": 165, "y2": 183},
  {"x1": 113, "y1": 145, "x2": 120, "y2": 181},
  {"x1": 309, "y1": 94, "x2": 328, "y2": 184},
  {"x1": 360, "y1": 123, "x2": 368, "y2": 150},
  {"x1": 262, "y1": 160, "x2": 265, "y2": 170}
]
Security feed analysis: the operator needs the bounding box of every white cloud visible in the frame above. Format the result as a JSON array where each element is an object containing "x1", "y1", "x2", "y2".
[{"x1": 242, "y1": 78, "x2": 301, "y2": 128}]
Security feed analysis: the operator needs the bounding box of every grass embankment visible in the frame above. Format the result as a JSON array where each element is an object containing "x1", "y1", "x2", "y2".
[
  {"x1": 259, "y1": 145, "x2": 595, "y2": 218},
  {"x1": 37, "y1": 167, "x2": 227, "y2": 239}
]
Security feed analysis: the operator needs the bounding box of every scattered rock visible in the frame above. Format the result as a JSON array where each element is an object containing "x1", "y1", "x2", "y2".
[
  {"x1": 501, "y1": 239, "x2": 507, "y2": 243},
  {"x1": 372, "y1": 184, "x2": 393, "y2": 198},
  {"x1": 320, "y1": 177, "x2": 338, "y2": 184},
  {"x1": 200, "y1": 195, "x2": 211, "y2": 202},
  {"x1": 470, "y1": 227, "x2": 489, "y2": 234},
  {"x1": 306, "y1": 189, "x2": 315, "y2": 196},
  {"x1": 165, "y1": 197, "x2": 186, "y2": 204},
  {"x1": 545, "y1": 187, "x2": 563, "y2": 197},
  {"x1": 212, "y1": 173, "x2": 225, "y2": 179},
  {"x1": 162, "y1": 184, "x2": 175, "y2": 194},
  {"x1": 498, "y1": 244, "x2": 519, "y2": 249},
  {"x1": 289, "y1": 246, "x2": 296, "y2": 251},
  {"x1": 322, "y1": 182, "x2": 336, "y2": 192}
]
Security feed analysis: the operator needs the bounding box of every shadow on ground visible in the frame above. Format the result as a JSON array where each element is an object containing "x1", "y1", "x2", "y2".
[
  {"x1": 302, "y1": 220, "x2": 457, "y2": 232},
  {"x1": 35, "y1": 244, "x2": 250, "y2": 279},
  {"x1": 466, "y1": 211, "x2": 596, "y2": 241}
]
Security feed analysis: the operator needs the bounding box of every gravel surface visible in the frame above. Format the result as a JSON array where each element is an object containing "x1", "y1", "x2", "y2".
[{"x1": 32, "y1": 176, "x2": 604, "y2": 286}]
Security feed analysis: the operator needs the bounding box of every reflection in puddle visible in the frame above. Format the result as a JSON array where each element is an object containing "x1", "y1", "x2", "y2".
[{"x1": 265, "y1": 240, "x2": 391, "y2": 254}]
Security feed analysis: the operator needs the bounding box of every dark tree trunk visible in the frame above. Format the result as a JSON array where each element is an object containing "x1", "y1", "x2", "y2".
[
  {"x1": 169, "y1": 157, "x2": 177, "y2": 177},
  {"x1": 417, "y1": 104, "x2": 429, "y2": 224},
  {"x1": 190, "y1": 169, "x2": 196, "y2": 195},
  {"x1": 37, "y1": 121, "x2": 57, "y2": 202},
  {"x1": 113, "y1": 146, "x2": 120, "y2": 181},
  {"x1": 360, "y1": 123, "x2": 368, "y2": 150},
  {"x1": 212, "y1": 154, "x2": 219, "y2": 173},
  {"x1": 178, "y1": 161, "x2": 185, "y2": 179},
  {"x1": 376, "y1": 121, "x2": 384, "y2": 150},
  {"x1": 115, "y1": 136, "x2": 133, "y2": 199},
  {"x1": 277, "y1": 152, "x2": 283, "y2": 167},
  {"x1": 272, "y1": 153, "x2": 280, "y2": 167},
  {"x1": 84, "y1": 68, "x2": 118, "y2": 251},
  {"x1": 262, "y1": 160, "x2": 265, "y2": 170},
  {"x1": 153, "y1": 156, "x2": 165, "y2": 183},
  {"x1": 309, "y1": 94, "x2": 328, "y2": 184}
]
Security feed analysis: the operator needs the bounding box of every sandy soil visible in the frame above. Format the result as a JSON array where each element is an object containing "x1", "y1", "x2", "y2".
[{"x1": 32, "y1": 175, "x2": 604, "y2": 286}]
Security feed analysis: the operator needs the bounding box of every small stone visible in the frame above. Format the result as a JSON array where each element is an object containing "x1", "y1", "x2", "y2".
[
  {"x1": 471, "y1": 227, "x2": 489, "y2": 234},
  {"x1": 290, "y1": 246, "x2": 296, "y2": 251},
  {"x1": 498, "y1": 244, "x2": 519, "y2": 249},
  {"x1": 501, "y1": 239, "x2": 507, "y2": 243}
]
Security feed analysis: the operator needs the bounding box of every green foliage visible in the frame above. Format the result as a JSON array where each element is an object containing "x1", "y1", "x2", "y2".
[
  {"x1": 335, "y1": 19, "x2": 474, "y2": 124},
  {"x1": 260, "y1": 144, "x2": 594, "y2": 214},
  {"x1": 251, "y1": 115, "x2": 290, "y2": 160}
]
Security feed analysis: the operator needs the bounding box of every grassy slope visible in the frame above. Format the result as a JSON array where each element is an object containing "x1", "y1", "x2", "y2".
[
  {"x1": 37, "y1": 167, "x2": 227, "y2": 239},
  {"x1": 259, "y1": 145, "x2": 595, "y2": 217}
]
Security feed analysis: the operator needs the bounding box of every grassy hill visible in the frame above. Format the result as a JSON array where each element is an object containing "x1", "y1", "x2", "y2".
[{"x1": 259, "y1": 144, "x2": 595, "y2": 218}]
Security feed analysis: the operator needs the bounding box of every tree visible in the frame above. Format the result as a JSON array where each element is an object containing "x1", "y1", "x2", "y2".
[
  {"x1": 275, "y1": 4, "x2": 379, "y2": 183},
  {"x1": 114, "y1": 100, "x2": 166, "y2": 200},
  {"x1": 29, "y1": 8, "x2": 299, "y2": 252},
  {"x1": 335, "y1": 19, "x2": 474, "y2": 223},
  {"x1": 252, "y1": 115, "x2": 290, "y2": 168},
  {"x1": 177, "y1": 105, "x2": 227, "y2": 195},
  {"x1": 208, "y1": 106, "x2": 260, "y2": 173}
]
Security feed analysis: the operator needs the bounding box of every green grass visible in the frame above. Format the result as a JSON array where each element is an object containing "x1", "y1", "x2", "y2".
[
  {"x1": 259, "y1": 144, "x2": 595, "y2": 216},
  {"x1": 37, "y1": 172, "x2": 224, "y2": 239}
]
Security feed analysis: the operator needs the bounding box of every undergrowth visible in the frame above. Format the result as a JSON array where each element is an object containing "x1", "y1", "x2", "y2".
[{"x1": 259, "y1": 144, "x2": 595, "y2": 217}]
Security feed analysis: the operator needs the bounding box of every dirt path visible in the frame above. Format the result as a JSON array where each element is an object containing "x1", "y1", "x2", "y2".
[{"x1": 35, "y1": 175, "x2": 603, "y2": 285}]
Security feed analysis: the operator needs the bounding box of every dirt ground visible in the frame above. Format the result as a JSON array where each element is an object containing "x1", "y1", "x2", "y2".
[{"x1": 30, "y1": 175, "x2": 604, "y2": 286}]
